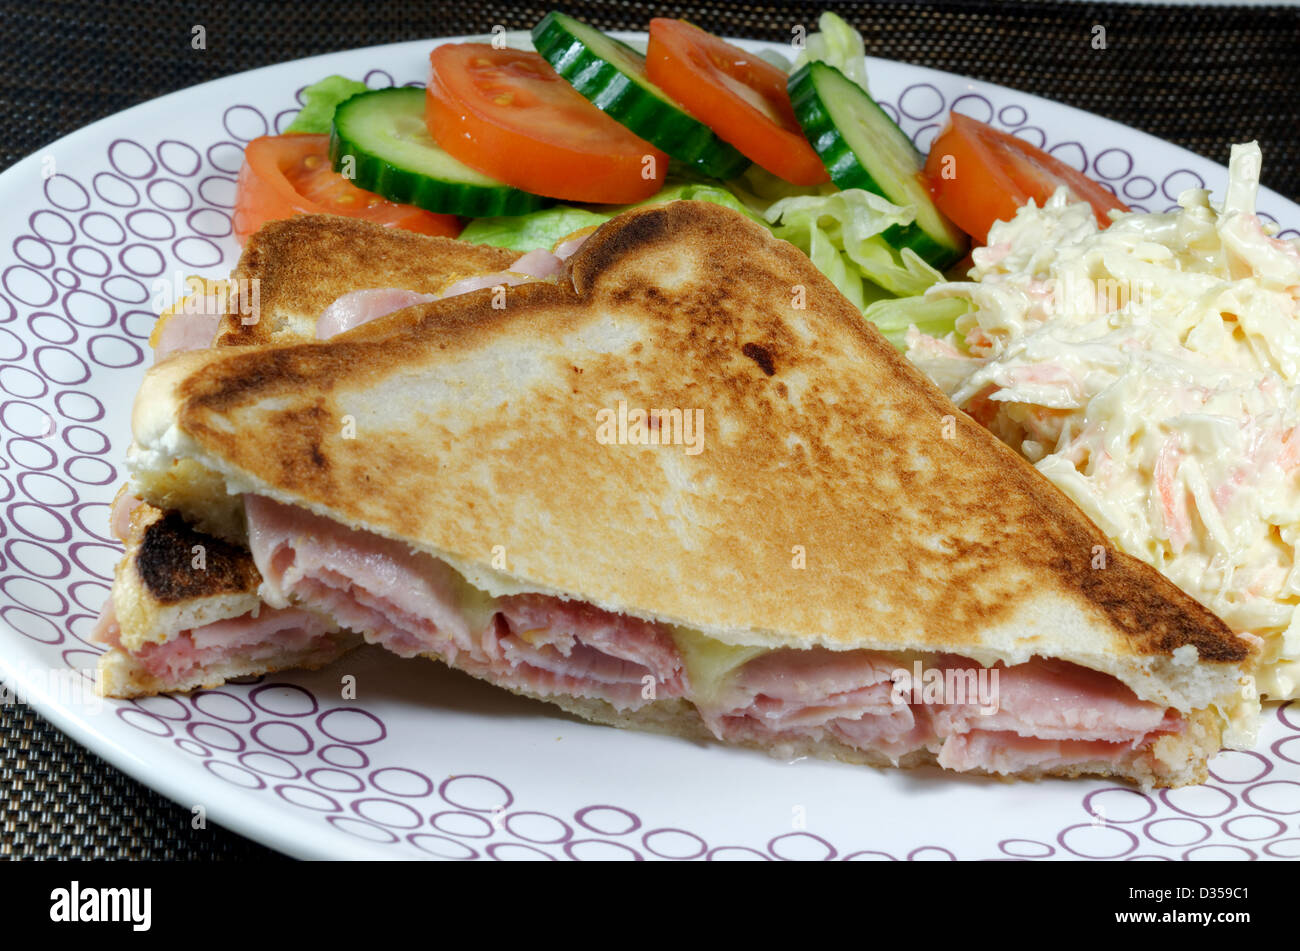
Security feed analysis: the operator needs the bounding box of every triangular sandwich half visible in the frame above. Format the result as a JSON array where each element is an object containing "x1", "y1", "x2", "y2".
[{"x1": 125, "y1": 202, "x2": 1257, "y2": 785}]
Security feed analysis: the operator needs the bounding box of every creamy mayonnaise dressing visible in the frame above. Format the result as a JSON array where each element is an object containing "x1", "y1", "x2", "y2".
[{"x1": 907, "y1": 142, "x2": 1300, "y2": 700}]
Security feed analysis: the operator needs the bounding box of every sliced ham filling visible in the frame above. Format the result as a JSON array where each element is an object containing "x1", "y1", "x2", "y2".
[
  {"x1": 315, "y1": 288, "x2": 437, "y2": 339},
  {"x1": 242, "y1": 494, "x2": 1183, "y2": 772},
  {"x1": 110, "y1": 491, "x2": 145, "y2": 542},
  {"x1": 314, "y1": 243, "x2": 583, "y2": 339},
  {"x1": 244, "y1": 495, "x2": 684, "y2": 710},
  {"x1": 153, "y1": 308, "x2": 224, "y2": 361},
  {"x1": 93, "y1": 600, "x2": 340, "y2": 686},
  {"x1": 704, "y1": 648, "x2": 1181, "y2": 773}
]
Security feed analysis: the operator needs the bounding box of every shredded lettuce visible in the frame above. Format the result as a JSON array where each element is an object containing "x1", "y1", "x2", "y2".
[
  {"x1": 764, "y1": 189, "x2": 945, "y2": 306},
  {"x1": 763, "y1": 16, "x2": 955, "y2": 335},
  {"x1": 284, "y1": 75, "x2": 369, "y2": 134},
  {"x1": 460, "y1": 183, "x2": 765, "y2": 252},
  {"x1": 795, "y1": 11, "x2": 870, "y2": 93},
  {"x1": 863, "y1": 296, "x2": 970, "y2": 350}
]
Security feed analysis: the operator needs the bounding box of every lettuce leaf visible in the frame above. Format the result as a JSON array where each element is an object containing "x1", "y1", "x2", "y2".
[
  {"x1": 795, "y1": 11, "x2": 871, "y2": 93},
  {"x1": 458, "y1": 206, "x2": 608, "y2": 253},
  {"x1": 756, "y1": 48, "x2": 794, "y2": 72},
  {"x1": 284, "y1": 75, "x2": 368, "y2": 134},
  {"x1": 460, "y1": 183, "x2": 766, "y2": 252},
  {"x1": 763, "y1": 189, "x2": 944, "y2": 303},
  {"x1": 644, "y1": 183, "x2": 762, "y2": 220},
  {"x1": 722, "y1": 164, "x2": 833, "y2": 216},
  {"x1": 863, "y1": 296, "x2": 970, "y2": 350}
]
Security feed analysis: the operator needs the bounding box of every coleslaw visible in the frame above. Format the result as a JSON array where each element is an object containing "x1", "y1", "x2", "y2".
[{"x1": 906, "y1": 142, "x2": 1300, "y2": 699}]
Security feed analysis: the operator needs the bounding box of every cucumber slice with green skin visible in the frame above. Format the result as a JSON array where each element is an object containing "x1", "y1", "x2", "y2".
[
  {"x1": 788, "y1": 62, "x2": 967, "y2": 268},
  {"x1": 330, "y1": 87, "x2": 549, "y2": 217},
  {"x1": 531, "y1": 11, "x2": 751, "y2": 180}
]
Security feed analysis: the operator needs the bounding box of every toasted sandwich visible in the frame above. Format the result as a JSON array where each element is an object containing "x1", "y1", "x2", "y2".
[
  {"x1": 123, "y1": 202, "x2": 1257, "y2": 786},
  {"x1": 95, "y1": 216, "x2": 517, "y2": 697}
]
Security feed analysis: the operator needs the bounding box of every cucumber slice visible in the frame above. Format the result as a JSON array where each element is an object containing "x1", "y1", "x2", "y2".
[
  {"x1": 531, "y1": 11, "x2": 750, "y2": 180},
  {"x1": 330, "y1": 87, "x2": 549, "y2": 217},
  {"x1": 788, "y1": 62, "x2": 967, "y2": 267}
]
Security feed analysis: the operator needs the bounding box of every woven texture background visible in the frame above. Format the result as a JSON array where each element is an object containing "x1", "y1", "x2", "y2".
[
  {"x1": 2, "y1": 0, "x2": 1298, "y2": 196},
  {"x1": 0, "y1": 699, "x2": 282, "y2": 859},
  {"x1": 1, "y1": 0, "x2": 1297, "y2": 860}
]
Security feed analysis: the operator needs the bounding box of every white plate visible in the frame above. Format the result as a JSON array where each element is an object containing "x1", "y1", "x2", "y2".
[{"x1": 1, "y1": 33, "x2": 1297, "y2": 862}]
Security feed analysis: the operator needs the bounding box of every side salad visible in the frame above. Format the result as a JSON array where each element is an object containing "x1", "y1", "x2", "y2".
[{"x1": 232, "y1": 12, "x2": 1128, "y2": 336}]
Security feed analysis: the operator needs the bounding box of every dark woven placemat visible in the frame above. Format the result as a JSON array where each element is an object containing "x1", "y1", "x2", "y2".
[
  {"x1": 1, "y1": 1, "x2": 1297, "y2": 861},
  {"x1": 0, "y1": 697, "x2": 283, "y2": 859},
  {"x1": 2, "y1": 0, "x2": 1297, "y2": 196}
]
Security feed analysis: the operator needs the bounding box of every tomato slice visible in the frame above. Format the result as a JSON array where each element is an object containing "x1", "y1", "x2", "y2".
[
  {"x1": 426, "y1": 44, "x2": 666, "y2": 204},
  {"x1": 232, "y1": 134, "x2": 461, "y2": 245},
  {"x1": 644, "y1": 19, "x2": 828, "y2": 187},
  {"x1": 923, "y1": 113, "x2": 1128, "y2": 244}
]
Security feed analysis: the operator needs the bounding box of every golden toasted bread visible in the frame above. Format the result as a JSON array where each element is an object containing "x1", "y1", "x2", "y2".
[{"x1": 214, "y1": 215, "x2": 516, "y2": 347}]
